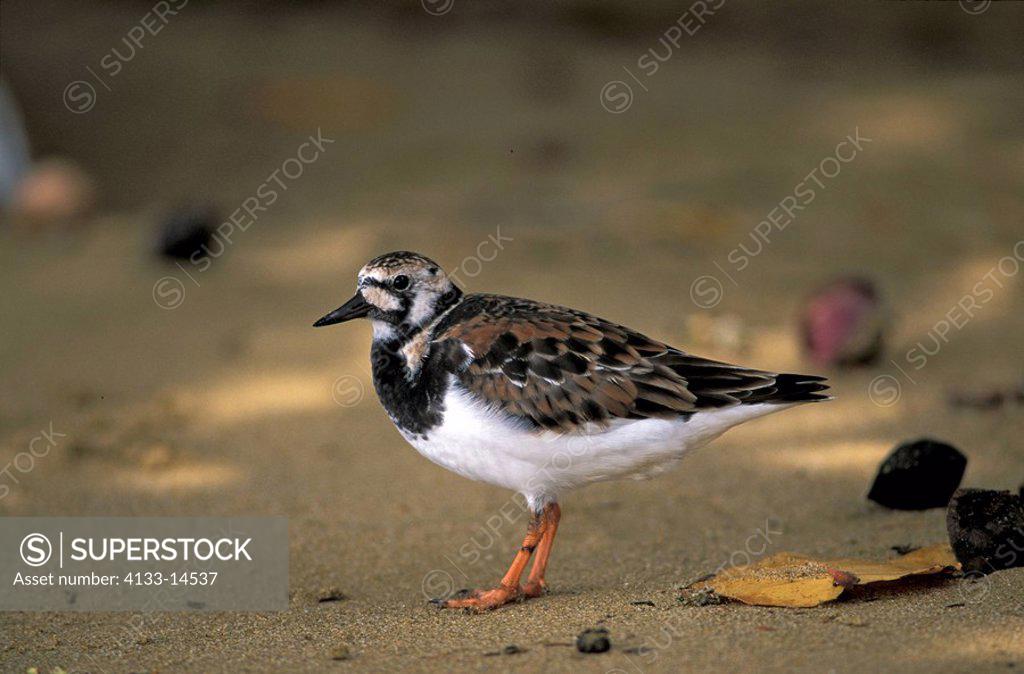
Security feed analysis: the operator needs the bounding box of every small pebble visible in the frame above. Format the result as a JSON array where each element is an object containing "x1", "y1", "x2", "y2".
[
  {"x1": 867, "y1": 438, "x2": 967, "y2": 510},
  {"x1": 484, "y1": 644, "x2": 525, "y2": 656},
  {"x1": 330, "y1": 645, "x2": 351, "y2": 661},
  {"x1": 156, "y1": 205, "x2": 217, "y2": 260},
  {"x1": 576, "y1": 628, "x2": 611, "y2": 654}
]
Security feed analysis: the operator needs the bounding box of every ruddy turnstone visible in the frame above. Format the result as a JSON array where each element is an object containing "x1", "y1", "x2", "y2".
[{"x1": 314, "y1": 251, "x2": 830, "y2": 610}]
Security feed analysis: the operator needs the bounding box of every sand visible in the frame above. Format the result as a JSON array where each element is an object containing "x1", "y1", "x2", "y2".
[{"x1": 1, "y1": 2, "x2": 1023, "y2": 672}]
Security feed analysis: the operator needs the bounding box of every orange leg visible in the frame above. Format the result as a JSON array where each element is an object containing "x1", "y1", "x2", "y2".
[
  {"x1": 523, "y1": 503, "x2": 560, "y2": 598},
  {"x1": 440, "y1": 503, "x2": 559, "y2": 611}
]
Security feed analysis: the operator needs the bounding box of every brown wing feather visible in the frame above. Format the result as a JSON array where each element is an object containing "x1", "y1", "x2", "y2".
[{"x1": 435, "y1": 295, "x2": 828, "y2": 431}]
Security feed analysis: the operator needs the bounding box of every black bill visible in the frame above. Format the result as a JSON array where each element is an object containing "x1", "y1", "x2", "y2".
[{"x1": 313, "y1": 292, "x2": 372, "y2": 327}]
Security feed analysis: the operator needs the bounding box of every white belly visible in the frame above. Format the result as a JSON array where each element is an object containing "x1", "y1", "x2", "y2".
[{"x1": 399, "y1": 382, "x2": 791, "y2": 510}]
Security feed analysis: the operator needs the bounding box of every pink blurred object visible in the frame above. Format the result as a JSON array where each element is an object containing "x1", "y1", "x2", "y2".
[
  {"x1": 10, "y1": 158, "x2": 96, "y2": 226},
  {"x1": 801, "y1": 277, "x2": 885, "y2": 367}
]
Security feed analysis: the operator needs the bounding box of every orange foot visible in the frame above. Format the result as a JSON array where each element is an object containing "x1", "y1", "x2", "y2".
[
  {"x1": 522, "y1": 579, "x2": 547, "y2": 598},
  {"x1": 439, "y1": 585, "x2": 521, "y2": 611},
  {"x1": 431, "y1": 503, "x2": 561, "y2": 612}
]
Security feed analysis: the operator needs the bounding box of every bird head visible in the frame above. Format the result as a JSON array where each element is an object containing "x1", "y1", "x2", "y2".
[{"x1": 313, "y1": 251, "x2": 462, "y2": 340}]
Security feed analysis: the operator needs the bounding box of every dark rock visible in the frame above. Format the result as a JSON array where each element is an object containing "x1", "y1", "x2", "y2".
[
  {"x1": 867, "y1": 438, "x2": 967, "y2": 510},
  {"x1": 890, "y1": 544, "x2": 920, "y2": 555},
  {"x1": 630, "y1": 600, "x2": 655, "y2": 607},
  {"x1": 575, "y1": 628, "x2": 611, "y2": 654},
  {"x1": 947, "y1": 488, "x2": 1024, "y2": 574},
  {"x1": 156, "y1": 205, "x2": 217, "y2": 261},
  {"x1": 800, "y1": 277, "x2": 885, "y2": 367}
]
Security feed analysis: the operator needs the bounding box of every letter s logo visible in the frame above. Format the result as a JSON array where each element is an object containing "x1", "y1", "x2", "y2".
[{"x1": 20, "y1": 533, "x2": 52, "y2": 567}]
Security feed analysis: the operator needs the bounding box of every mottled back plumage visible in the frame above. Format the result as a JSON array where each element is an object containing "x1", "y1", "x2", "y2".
[{"x1": 433, "y1": 294, "x2": 829, "y2": 432}]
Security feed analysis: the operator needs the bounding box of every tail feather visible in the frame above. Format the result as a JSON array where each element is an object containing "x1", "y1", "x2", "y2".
[
  {"x1": 660, "y1": 352, "x2": 831, "y2": 409},
  {"x1": 747, "y1": 373, "x2": 831, "y2": 404}
]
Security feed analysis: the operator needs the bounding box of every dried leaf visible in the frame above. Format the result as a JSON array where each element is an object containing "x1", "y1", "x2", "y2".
[{"x1": 691, "y1": 543, "x2": 959, "y2": 608}]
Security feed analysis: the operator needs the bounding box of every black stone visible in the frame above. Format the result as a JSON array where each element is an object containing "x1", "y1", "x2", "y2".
[
  {"x1": 156, "y1": 205, "x2": 217, "y2": 260},
  {"x1": 867, "y1": 438, "x2": 967, "y2": 510},
  {"x1": 946, "y1": 488, "x2": 1024, "y2": 574},
  {"x1": 576, "y1": 628, "x2": 611, "y2": 654},
  {"x1": 483, "y1": 644, "x2": 526, "y2": 657}
]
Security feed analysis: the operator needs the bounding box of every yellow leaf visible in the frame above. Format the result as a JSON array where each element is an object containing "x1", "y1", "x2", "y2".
[{"x1": 690, "y1": 543, "x2": 960, "y2": 608}]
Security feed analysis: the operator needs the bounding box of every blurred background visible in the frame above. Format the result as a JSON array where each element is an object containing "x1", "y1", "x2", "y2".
[{"x1": 1, "y1": 1, "x2": 1023, "y2": 671}]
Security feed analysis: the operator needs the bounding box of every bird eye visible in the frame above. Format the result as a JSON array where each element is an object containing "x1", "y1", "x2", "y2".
[{"x1": 392, "y1": 274, "x2": 411, "y2": 291}]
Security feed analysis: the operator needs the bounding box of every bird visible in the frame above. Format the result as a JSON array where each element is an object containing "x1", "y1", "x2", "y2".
[{"x1": 314, "y1": 251, "x2": 830, "y2": 611}]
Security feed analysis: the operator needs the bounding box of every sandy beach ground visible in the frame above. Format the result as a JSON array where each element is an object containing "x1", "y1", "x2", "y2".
[{"x1": 1, "y1": 2, "x2": 1023, "y2": 672}]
